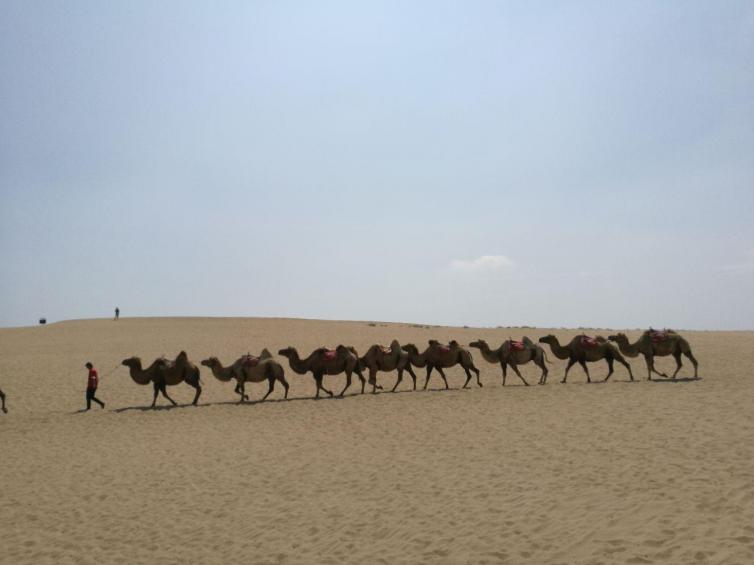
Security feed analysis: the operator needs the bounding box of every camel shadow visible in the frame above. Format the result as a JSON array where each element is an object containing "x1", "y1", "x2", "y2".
[
  {"x1": 112, "y1": 403, "x2": 197, "y2": 414},
  {"x1": 649, "y1": 376, "x2": 701, "y2": 383}
]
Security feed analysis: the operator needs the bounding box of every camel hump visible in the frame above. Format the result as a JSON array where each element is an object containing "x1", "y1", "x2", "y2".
[
  {"x1": 522, "y1": 336, "x2": 534, "y2": 346},
  {"x1": 390, "y1": 339, "x2": 401, "y2": 349},
  {"x1": 259, "y1": 348, "x2": 273, "y2": 360}
]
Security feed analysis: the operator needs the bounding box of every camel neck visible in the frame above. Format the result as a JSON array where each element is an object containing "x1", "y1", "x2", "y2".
[
  {"x1": 547, "y1": 339, "x2": 571, "y2": 359},
  {"x1": 479, "y1": 343, "x2": 501, "y2": 363},
  {"x1": 287, "y1": 351, "x2": 310, "y2": 374}
]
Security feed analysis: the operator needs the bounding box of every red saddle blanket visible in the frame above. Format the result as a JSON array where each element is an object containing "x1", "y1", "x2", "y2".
[
  {"x1": 379, "y1": 346, "x2": 392, "y2": 355},
  {"x1": 437, "y1": 345, "x2": 451, "y2": 354},
  {"x1": 241, "y1": 355, "x2": 260, "y2": 368},
  {"x1": 509, "y1": 340, "x2": 525, "y2": 351},
  {"x1": 580, "y1": 336, "x2": 600, "y2": 348},
  {"x1": 650, "y1": 331, "x2": 669, "y2": 342},
  {"x1": 321, "y1": 349, "x2": 338, "y2": 361}
]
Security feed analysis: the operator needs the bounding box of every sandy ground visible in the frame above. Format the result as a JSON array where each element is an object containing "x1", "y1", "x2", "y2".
[{"x1": 1, "y1": 317, "x2": 753, "y2": 565}]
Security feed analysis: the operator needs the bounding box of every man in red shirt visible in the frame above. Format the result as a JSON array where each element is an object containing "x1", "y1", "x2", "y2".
[{"x1": 85, "y1": 362, "x2": 105, "y2": 410}]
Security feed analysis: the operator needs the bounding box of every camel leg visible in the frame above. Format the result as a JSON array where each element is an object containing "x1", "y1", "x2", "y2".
[
  {"x1": 537, "y1": 358, "x2": 548, "y2": 385},
  {"x1": 685, "y1": 350, "x2": 699, "y2": 379},
  {"x1": 578, "y1": 360, "x2": 592, "y2": 383},
  {"x1": 406, "y1": 365, "x2": 417, "y2": 390},
  {"x1": 646, "y1": 354, "x2": 668, "y2": 379},
  {"x1": 313, "y1": 373, "x2": 331, "y2": 398},
  {"x1": 190, "y1": 380, "x2": 202, "y2": 406},
  {"x1": 315, "y1": 373, "x2": 332, "y2": 398},
  {"x1": 670, "y1": 352, "x2": 683, "y2": 379},
  {"x1": 462, "y1": 366, "x2": 473, "y2": 388},
  {"x1": 279, "y1": 375, "x2": 290, "y2": 399},
  {"x1": 1, "y1": 388, "x2": 7, "y2": 413},
  {"x1": 562, "y1": 359, "x2": 577, "y2": 383},
  {"x1": 338, "y1": 370, "x2": 353, "y2": 397},
  {"x1": 603, "y1": 358, "x2": 615, "y2": 382},
  {"x1": 151, "y1": 381, "x2": 160, "y2": 408},
  {"x1": 501, "y1": 362, "x2": 508, "y2": 386},
  {"x1": 508, "y1": 363, "x2": 529, "y2": 386},
  {"x1": 437, "y1": 367, "x2": 450, "y2": 390},
  {"x1": 261, "y1": 377, "x2": 275, "y2": 401},
  {"x1": 474, "y1": 366, "x2": 482, "y2": 387},
  {"x1": 423, "y1": 366, "x2": 433, "y2": 390},
  {"x1": 370, "y1": 368, "x2": 379, "y2": 394},
  {"x1": 618, "y1": 357, "x2": 633, "y2": 381},
  {"x1": 356, "y1": 366, "x2": 370, "y2": 394},
  {"x1": 392, "y1": 368, "x2": 403, "y2": 393},
  {"x1": 235, "y1": 382, "x2": 249, "y2": 401},
  {"x1": 160, "y1": 383, "x2": 177, "y2": 406}
]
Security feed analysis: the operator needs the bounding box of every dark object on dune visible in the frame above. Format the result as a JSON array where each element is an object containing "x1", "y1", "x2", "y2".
[{"x1": 39, "y1": 318, "x2": 46, "y2": 325}]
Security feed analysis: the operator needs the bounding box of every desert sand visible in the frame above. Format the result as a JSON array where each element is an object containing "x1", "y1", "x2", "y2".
[{"x1": 1, "y1": 317, "x2": 753, "y2": 564}]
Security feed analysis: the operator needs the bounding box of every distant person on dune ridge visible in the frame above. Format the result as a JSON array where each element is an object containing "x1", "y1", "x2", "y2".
[
  {"x1": 84, "y1": 362, "x2": 105, "y2": 411},
  {"x1": 114, "y1": 307, "x2": 119, "y2": 321},
  {"x1": 0, "y1": 387, "x2": 7, "y2": 413}
]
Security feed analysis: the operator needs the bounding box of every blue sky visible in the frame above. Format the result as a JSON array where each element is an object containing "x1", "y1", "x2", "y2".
[{"x1": 1, "y1": 1, "x2": 753, "y2": 329}]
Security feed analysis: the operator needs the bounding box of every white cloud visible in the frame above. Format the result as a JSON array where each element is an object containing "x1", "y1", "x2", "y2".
[{"x1": 449, "y1": 255, "x2": 515, "y2": 272}]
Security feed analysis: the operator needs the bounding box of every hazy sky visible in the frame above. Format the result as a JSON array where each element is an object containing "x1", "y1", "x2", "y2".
[{"x1": 1, "y1": 1, "x2": 753, "y2": 329}]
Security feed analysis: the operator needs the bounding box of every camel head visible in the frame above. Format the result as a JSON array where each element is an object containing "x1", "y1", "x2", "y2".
[
  {"x1": 200, "y1": 357, "x2": 220, "y2": 369},
  {"x1": 277, "y1": 347, "x2": 295, "y2": 358},
  {"x1": 607, "y1": 333, "x2": 627, "y2": 343},
  {"x1": 468, "y1": 339, "x2": 487, "y2": 350},
  {"x1": 428, "y1": 339, "x2": 440, "y2": 347},
  {"x1": 121, "y1": 356, "x2": 141, "y2": 369},
  {"x1": 538, "y1": 335, "x2": 556, "y2": 344},
  {"x1": 403, "y1": 343, "x2": 419, "y2": 354}
]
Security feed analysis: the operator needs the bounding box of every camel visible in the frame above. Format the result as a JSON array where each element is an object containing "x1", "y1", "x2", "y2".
[
  {"x1": 277, "y1": 345, "x2": 366, "y2": 398},
  {"x1": 201, "y1": 349, "x2": 289, "y2": 402},
  {"x1": 121, "y1": 351, "x2": 202, "y2": 407},
  {"x1": 359, "y1": 340, "x2": 417, "y2": 393},
  {"x1": 469, "y1": 338, "x2": 550, "y2": 386},
  {"x1": 0, "y1": 387, "x2": 6, "y2": 413},
  {"x1": 403, "y1": 340, "x2": 481, "y2": 390},
  {"x1": 538, "y1": 335, "x2": 633, "y2": 383},
  {"x1": 608, "y1": 329, "x2": 699, "y2": 380}
]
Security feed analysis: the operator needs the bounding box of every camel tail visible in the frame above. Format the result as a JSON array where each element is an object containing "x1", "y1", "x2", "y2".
[{"x1": 543, "y1": 350, "x2": 553, "y2": 365}]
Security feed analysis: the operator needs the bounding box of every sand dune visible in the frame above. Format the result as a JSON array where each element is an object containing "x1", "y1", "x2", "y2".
[{"x1": 1, "y1": 317, "x2": 753, "y2": 564}]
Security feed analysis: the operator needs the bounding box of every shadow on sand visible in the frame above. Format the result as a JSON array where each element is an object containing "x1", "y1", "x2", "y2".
[{"x1": 108, "y1": 385, "x2": 472, "y2": 413}]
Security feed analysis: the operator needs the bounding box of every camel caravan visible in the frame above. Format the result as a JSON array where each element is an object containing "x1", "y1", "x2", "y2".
[{"x1": 97, "y1": 329, "x2": 700, "y2": 409}]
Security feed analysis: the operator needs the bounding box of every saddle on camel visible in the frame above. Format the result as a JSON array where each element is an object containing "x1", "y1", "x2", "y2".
[
  {"x1": 241, "y1": 353, "x2": 260, "y2": 368},
  {"x1": 649, "y1": 329, "x2": 671, "y2": 342},
  {"x1": 580, "y1": 335, "x2": 601, "y2": 348},
  {"x1": 508, "y1": 339, "x2": 526, "y2": 351},
  {"x1": 318, "y1": 348, "x2": 338, "y2": 361}
]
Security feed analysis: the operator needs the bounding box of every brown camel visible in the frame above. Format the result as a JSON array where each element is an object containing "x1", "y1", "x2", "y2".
[
  {"x1": 121, "y1": 351, "x2": 202, "y2": 407},
  {"x1": 359, "y1": 340, "x2": 417, "y2": 393},
  {"x1": 470, "y1": 337, "x2": 550, "y2": 386},
  {"x1": 403, "y1": 340, "x2": 481, "y2": 390},
  {"x1": 277, "y1": 345, "x2": 365, "y2": 398},
  {"x1": 0, "y1": 387, "x2": 6, "y2": 413},
  {"x1": 608, "y1": 329, "x2": 699, "y2": 380},
  {"x1": 201, "y1": 349, "x2": 289, "y2": 402},
  {"x1": 538, "y1": 335, "x2": 633, "y2": 383}
]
